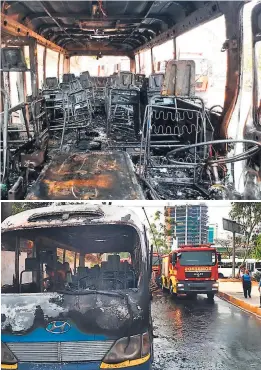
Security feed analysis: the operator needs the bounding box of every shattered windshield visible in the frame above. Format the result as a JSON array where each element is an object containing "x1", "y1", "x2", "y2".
[{"x1": 1, "y1": 224, "x2": 143, "y2": 295}]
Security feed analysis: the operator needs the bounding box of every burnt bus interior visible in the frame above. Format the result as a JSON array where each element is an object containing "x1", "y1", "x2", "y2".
[
  {"x1": 1, "y1": 1, "x2": 261, "y2": 200},
  {"x1": 1, "y1": 223, "x2": 144, "y2": 294}
]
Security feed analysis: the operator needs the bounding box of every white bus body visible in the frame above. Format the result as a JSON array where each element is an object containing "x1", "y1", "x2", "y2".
[{"x1": 218, "y1": 259, "x2": 261, "y2": 278}]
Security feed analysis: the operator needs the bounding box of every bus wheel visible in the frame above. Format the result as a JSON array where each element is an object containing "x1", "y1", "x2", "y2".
[
  {"x1": 169, "y1": 283, "x2": 177, "y2": 298},
  {"x1": 207, "y1": 293, "x2": 215, "y2": 302},
  {"x1": 218, "y1": 273, "x2": 224, "y2": 279}
]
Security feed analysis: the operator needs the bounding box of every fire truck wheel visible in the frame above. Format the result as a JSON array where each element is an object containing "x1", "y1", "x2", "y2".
[
  {"x1": 161, "y1": 279, "x2": 168, "y2": 292},
  {"x1": 207, "y1": 293, "x2": 215, "y2": 301},
  {"x1": 169, "y1": 283, "x2": 177, "y2": 298}
]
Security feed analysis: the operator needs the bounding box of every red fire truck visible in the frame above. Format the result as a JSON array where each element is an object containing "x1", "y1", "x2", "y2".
[{"x1": 161, "y1": 244, "x2": 220, "y2": 300}]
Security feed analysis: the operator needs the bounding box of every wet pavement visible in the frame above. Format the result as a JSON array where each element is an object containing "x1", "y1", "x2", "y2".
[{"x1": 152, "y1": 292, "x2": 261, "y2": 370}]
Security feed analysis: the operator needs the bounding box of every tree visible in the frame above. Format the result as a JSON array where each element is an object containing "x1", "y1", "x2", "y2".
[
  {"x1": 215, "y1": 235, "x2": 247, "y2": 258},
  {"x1": 148, "y1": 210, "x2": 174, "y2": 254},
  {"x1": 1, "y1": 202, "x2": 13, "y2": 221},
  {"x1": 214, "y1": 237, "x2": 233, "y2": 258},
  {"x1": 11, "y1": 202, "x2": 51, "y2": 215},
  {"x1": 253, "y1": 234, "x2": 261, "y2": 260},
  {"x1": 229, "y1": 202, "x2": 261, "y2": 259}
]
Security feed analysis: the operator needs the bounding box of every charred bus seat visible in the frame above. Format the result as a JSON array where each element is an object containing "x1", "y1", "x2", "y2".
[
  {"x1": 43, "y1": 77, "x2": 59, "y2": 90},
  {"x1": 77, "y1": 255, "x2": 136, "y2": 290},
  {"x1": 106, "y1": 71, "x2": 141, "y2": 139},
  {"x1": 62, "y1": 73, "x2": 75, "y2": 83}
]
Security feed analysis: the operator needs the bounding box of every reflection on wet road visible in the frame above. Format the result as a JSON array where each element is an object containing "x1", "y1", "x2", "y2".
[{"x1": 152, "y1": 292, "x2": 261, "y2": 370}]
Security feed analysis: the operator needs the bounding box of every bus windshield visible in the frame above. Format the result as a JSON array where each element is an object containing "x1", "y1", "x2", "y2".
[
  {"x1": 179, "y1": 251, "x2": 216, "y2": 266},
  {"x1": 1, "y1": 205, "x2": 152, "y2": 369},
  {"x1": 1, "y1": 223, "x2": 143, "y2": 295}
]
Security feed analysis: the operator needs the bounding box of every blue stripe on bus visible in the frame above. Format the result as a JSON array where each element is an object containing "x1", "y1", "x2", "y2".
[
  {"x1": 17, "y1": 361, "x2": 152, "y2": 370},
  {"x1": 1, "y1": 324, "x2": 110, "y2": 342}
]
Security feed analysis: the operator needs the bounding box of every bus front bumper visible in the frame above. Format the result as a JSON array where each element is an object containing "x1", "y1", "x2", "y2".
[
  {"x1": 177, "y1": 280, "x2": 218, "y2": 294},
  {"x1": 15, "y1": 360, "x2": 152, "y2": 370}
]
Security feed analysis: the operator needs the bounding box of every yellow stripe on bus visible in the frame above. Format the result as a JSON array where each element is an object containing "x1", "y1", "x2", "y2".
[
  {"x1": 1, "y1": 364, "x2": 18, "y2": 370},
  {"x1": 100, "y1": 354, "x2": 150, "y2": 368}
]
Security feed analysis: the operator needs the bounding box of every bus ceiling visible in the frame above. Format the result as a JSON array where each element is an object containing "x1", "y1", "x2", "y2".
[{"x1": 0, "y1": 1, "x2": 244, "y2": 57}]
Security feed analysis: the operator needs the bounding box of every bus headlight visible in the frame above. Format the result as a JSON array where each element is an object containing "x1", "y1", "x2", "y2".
[
  {"x1": 177, "y1": 283, "x2": 184, "y2": 287},
  {"x1": 212, "y1": 283, "x2": 219, "y2": 289},
  {"x1": 1, "y1": 342, "x2": 17, "y2": 365},
  {"x1": 102, "y1": 332, "x2": 150, "y2": 365}
]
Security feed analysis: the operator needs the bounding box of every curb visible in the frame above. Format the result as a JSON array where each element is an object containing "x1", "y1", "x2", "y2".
[
  {"x1": 217, "y1": 291, "x2": 261, "y2": 318},
  {"x1": 219, "y1": 279, "x2": 259, "y2": 286}
]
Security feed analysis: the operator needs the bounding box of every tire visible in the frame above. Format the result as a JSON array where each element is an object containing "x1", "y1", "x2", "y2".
[
  {"x1": 161, "y1": 279, "x2": 168, "y2": 292},
  {"x1": 218, "y1": 273, "x2": 224, "y2": 279},
  {"x1": 169, "y1": 283, "x2": 177, "y2": 298},
  {"x1": 207, "y1": 293, "x2": 215, "y2": 301}
]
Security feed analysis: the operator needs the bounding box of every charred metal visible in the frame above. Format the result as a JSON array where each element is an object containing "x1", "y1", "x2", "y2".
[
  {"x1": 1, "y1": 205, "x2": 151, "y2": 339},
  {"x1": 1, "y1": 1, "x2": 261, "y2": 200}
]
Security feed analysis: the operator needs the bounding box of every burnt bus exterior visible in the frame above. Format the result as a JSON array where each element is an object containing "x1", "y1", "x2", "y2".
[{"x1": 1, "y1": 205, "x2": 153, "y2": 370}]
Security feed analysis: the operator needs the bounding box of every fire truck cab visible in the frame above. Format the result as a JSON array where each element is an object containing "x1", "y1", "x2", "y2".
[{"x1": 161, "y1": 244, "x2": 220, "y2": 300}]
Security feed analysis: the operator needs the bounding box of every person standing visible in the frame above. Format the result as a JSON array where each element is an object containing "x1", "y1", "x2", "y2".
[{"x1": 242, "y1": 270, "x2": 252, "y2": 298}]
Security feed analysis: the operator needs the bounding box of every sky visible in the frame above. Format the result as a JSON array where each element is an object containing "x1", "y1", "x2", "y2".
[{"x1": 87, "y1": 200, "x2": 232, "y2": 238}]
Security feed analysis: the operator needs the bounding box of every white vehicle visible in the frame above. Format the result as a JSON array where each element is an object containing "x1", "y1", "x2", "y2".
[
  {"x1": 245, "y1": 260, "x2": 261, "y2": 275},
  {"x1": 218, "y1": 259, "x2": 244, "y2": 278},
  {"x1": 218, "y1": 259, "x2": 261, "y2": 278}
]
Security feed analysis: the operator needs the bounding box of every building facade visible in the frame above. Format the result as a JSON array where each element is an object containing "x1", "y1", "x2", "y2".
[{"x1": 165, "y1": 204, "x2": 208, "y2": 248}]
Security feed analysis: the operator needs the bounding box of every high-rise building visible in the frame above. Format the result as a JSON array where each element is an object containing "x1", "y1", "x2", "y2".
[
  {"x1": 207, "y1": 223, "x2": 219, "y2": 243},
  {"x1": 165, "y1": 204, "x2": 208, "y2": 248}
]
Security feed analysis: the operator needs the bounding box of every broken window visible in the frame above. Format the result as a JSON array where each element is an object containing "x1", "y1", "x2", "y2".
[
  {"x1": 70, "y1": 55, "x2": 81, "y2": 76},
  {"x1": 59, "y1": 53, "x2": 64, "y2": 82},
  {"x1": 70, "y1": 56, "x2": 130, "y2": 76},
  {"x1": 176, "y1": 15, "x2": 227, "y2": 108},
  {"x1": 24, "y1": 46, "x2": 32, "y2": 96},
  {"x1": 139, "y1": 49, "x2": 152, "y2": 77},
  {"x1": 46, "y1": 48, "x2": 59, "y2": 78},
  {"x1": 152, "y1": 39, "x2": 174, "y2": 72},
  {"x1": 135, "y1": 54, "x2": 140, "y2": 73},
  {"x1": 37, "y1": 44, "x2": 45, "y2": 89}
]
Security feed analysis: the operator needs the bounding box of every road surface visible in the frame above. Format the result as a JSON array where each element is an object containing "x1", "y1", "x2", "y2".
[{"x1": 152, "y1": 292, "x2": 261, "y2": 370}]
